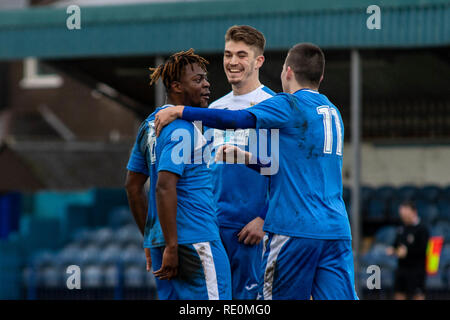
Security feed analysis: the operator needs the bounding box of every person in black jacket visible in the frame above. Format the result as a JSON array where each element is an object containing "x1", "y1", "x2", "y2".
[{"x1": 386, "y1": 200, "x2": 430, "y2": 300}]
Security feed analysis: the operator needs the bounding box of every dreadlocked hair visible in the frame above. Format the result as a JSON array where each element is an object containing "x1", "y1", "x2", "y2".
[{"x1": 149, "y1": 48, "x2": 209, "y2": 91}]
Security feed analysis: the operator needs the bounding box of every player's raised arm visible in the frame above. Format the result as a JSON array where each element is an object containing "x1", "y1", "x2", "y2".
[
  {"x1": 153, "y1": 170, "x2": 179, "y2": 280},
  {"x1": 154, "y1": 105, "x2": 257, "y2": 137}
]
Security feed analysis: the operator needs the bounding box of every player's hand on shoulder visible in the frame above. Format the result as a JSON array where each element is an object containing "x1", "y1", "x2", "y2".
[
  {"x1": 155, "y1": 105, "x2": 184, "y2": 137},
  {"x1": 238, "y1": 217, "x2": 265, "y2": 246}
]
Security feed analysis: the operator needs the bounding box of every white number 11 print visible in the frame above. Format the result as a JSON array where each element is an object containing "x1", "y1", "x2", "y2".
[{"x1": 316, "y1": 106, "x2": 343, "y2": 156}]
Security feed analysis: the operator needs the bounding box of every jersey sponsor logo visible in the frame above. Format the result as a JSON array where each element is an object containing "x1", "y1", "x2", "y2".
[
  {"x1": 245, "y1": 283, "x2": 258, "y2": 291},
  {"x1": 213, "y1": 128, "x2": 250, "y2": 148},
  {"x1": 147, "y1": 121, "x2": 157, "y2": 164}
]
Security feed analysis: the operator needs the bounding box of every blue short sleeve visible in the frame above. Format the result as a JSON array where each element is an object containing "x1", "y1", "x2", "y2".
[
  {"x1": 127, "y1": 128, "x2": 149, "y2": 176},
  {"x1": 156, "y1": 120, "x2": 194, "y2": 176},
  {"x1": 247, "y1": 93, "x2": 295, "y2": 129}
]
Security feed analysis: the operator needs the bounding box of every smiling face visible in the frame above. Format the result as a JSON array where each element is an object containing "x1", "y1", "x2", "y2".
[
  {"x1": 179, "y1": 63, "x2": 210, "y2": 108},
  {"x1": 223, "y1": 40, "x2": 261, "y2": 87}
]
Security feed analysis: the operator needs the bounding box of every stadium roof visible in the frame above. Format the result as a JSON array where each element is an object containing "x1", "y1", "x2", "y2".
[{"x1": 0, "y1": 0, "x2": 449, "y2": 60}]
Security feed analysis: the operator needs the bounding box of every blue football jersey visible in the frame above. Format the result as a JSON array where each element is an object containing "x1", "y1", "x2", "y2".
[
  {"x1": 208, "y1": 85, "x2": 275, "y2": 228},
  {"x1": 247, "y1": 89, "x2": 352, "y2": 240},
  {"x1": 127, "y1": 105, "x2": 220, "y2": 248}
]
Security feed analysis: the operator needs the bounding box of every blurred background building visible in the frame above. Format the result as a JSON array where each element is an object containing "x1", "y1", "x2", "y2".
[{"x1": 0, "y1": 0, "x2": 449, "y2": 299}]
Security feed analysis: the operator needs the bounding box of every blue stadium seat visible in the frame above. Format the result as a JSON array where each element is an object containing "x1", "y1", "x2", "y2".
[
  {"x1": 397, "y1": 185, "x2": 419, "y2": 201},
  {"x1": 98, "y1": 244, "x2": 122, "y2": 266},
  {"x1": 374, "y1": 225, "x2": 397, "y2": 246},
  {"x1": 361, "y1": 186, "x2": 375, "y2": 203},
  {"x1": 419, "y1": 185, "x2": 442, "y2": 203},
  {"x1": 57, "y1": 246, "x2": 83, "y2": 268},
  {"x1": 22, "y1": 266, "x2": 36, "y2": 288},
  {"x1": 124, "y1": 265, "x2": 146, "y2": 288},
  {"x1": 439, "y1": 244, "x2": 450, "y2": 269},
  {"x1": 444, "y1": 268, "x2": 450, "y2": 289},
  {"x1": 426, "y1": 272, "x2": 445, "y2": 290},
  {"x1": 108, "y1": 206, "x2": 134, "y2": 229},
  {"x1": 30, "y1": 250, "x2": 56, "y2": 269},
  {"x1": 38, "y1": 266, "x2": 62, "y2": 288},
  {"x1": 374, "y1": 186, "x2": 396, "y2": 202},
  {"x1": 117, "y1": 225, "x2": 143, "y2": 247},
  {"x1": 366, "y1": 199, "x2": 388, "y2": 222},
  {"x1": 104, "y1": 265, "x2": 119, "y2": 288},
  {"x1": 388, "y1": 197, "x2": 403, "y2": 223},
  {"x1": 71, "y1": 228, "x2": 95, "y2": 247},
  {"x1": 122, "y1": 245, "x2": 145, "y2": 266},
  {"x1": 439, "y1": 186, "x2": 450, "y2": 202},
  {"x1": 437, "y1": 200, "x2": 450, "y2": 222},
  {"x1": 342, "y1": 187, "x2": 350, "y2": 204},
  {"x1": 361, "y1": 186, "x2": 375, "y2": 217},
  {"x1": 432, "y1": 221, "x2": 450, "y2": 243},
  {"x1": 380, "y1": 268, "x2": 395, "y2": 289},
  {"x1": 416, "y1": 200, "x2": 439, "y2": 226},
  {"x1": 79, "y1": 245, "x2": 101, "y2": 266},
  {"x1": 360, "y1": 243, "x2": 392, "y2": 266},
  {"x1": 82, "y1": 264, "x2": 104, "y2": 288},
  {"x1": 92, "y1": 227, "x2": 115, "y2": 248}
]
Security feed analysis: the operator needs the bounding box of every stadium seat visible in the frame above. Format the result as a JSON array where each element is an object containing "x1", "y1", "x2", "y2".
[
  {"x1": 380, "y1": 268, "x2": 395, "y2": 289},
  {"x1": 426, "y1": 272, "x2": 445, "y2": 290},
  {"x1": 104, "y1": 265, "x2": 119, "y2": 288},
  {"x1": 361, "y1": 186, "x2": 375, "y2": 203},
  {"x1": 116, "y1": 225, "x2": 143, "y2": 247},
  {"x1": 360, "y1": 186, "x2": 375, "y2": 218},
  {"x1": 374, "y1": 186, "x2": 396, "y2": 202},
  {"x1": 437, "y1": 200, "x2": 450, "y2": 222},
  {"x1": 360, "y1": 243, "x2": 391, "y2": 266},
  {"x1": 374, "y1": 225, "x2": 397, "y2": 246},
  {"x1": 71, "y1": 228, "x2": 95, "y2": 247},
  {"x1": 342, "y1": 187, "x2": 350, "y2": 204},
  {"x1": 388, "y1": 197, "x2": 403, "y2": 223},
  {"x1": 121, "y1": 244, "x2": 146, "y2": 266},
  {"x1": 432, "y1": 221, "x2": 450, "y2": 243},
  {"x1": 439, "y1": 244, "x2": 450, "y2": 269},
  {"x1": 91, "y1": 227, "x2": 115, "y2": 248},
  {"x1": 124, "y1": 265, "x2": 146, "y2": 288},
  {"x1": 419, "y1": 185, "x2": 442, "y2": 203},
  {"x1": 439, "y1": 186, "x2": 450, "y2": 203},
  {"x1": 79, "y1": 245, "x2": 101, "y2": 266},
  {"x1": 397, "y1": 185, "x2": 419, "y2": 201},
  {"x1": 416, "y1": 201, "x2": 439, "y2": 226},
  {"x1": 444, "y1": 268, "x2": 450, "y2": 289},
  {"x1": 98, "y1": 244, "x2": 122, "y2": 266},
  {"x1": 366, "y1": 198, "x2": 388, "y2": 222},
  {"x1": 38, "y1": 266, "x2": 61, "y2": 288},
  {"x1": 57, "y1": 246, "x2": 83, "y2": 268},
  {"x1": 22, "y1": 266, "x2": 35, "y2": 290},
  {"x1": 82, "y1": 264, "x2": 104, "y2": 288},
  {"x1": 30, "y1": 250, "x2": 56, "y2": 269},
  {"x1": 108, "y1": 206, "x2": 134, "y2": 229}
]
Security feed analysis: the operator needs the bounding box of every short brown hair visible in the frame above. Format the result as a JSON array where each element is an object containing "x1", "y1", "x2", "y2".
[
  {"x1": 286, "y1": 43, "x2": 325, "y2": 87},
  {"x1": 225, "y1": 25, "x2": 266, "y2": 55}
]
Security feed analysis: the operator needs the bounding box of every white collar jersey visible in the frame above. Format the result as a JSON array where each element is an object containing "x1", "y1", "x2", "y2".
[
  {"x1": 207, "y1": 84, "x2": 276, "y2": 229},
  {"x1": 209, "y1": 85, "x2": 275, "y2": 110}
]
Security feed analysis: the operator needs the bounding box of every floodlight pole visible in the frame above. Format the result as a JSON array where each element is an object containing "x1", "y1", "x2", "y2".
[{"x1": 350, "y1": 49, "x2": 362, "y2": 292}]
